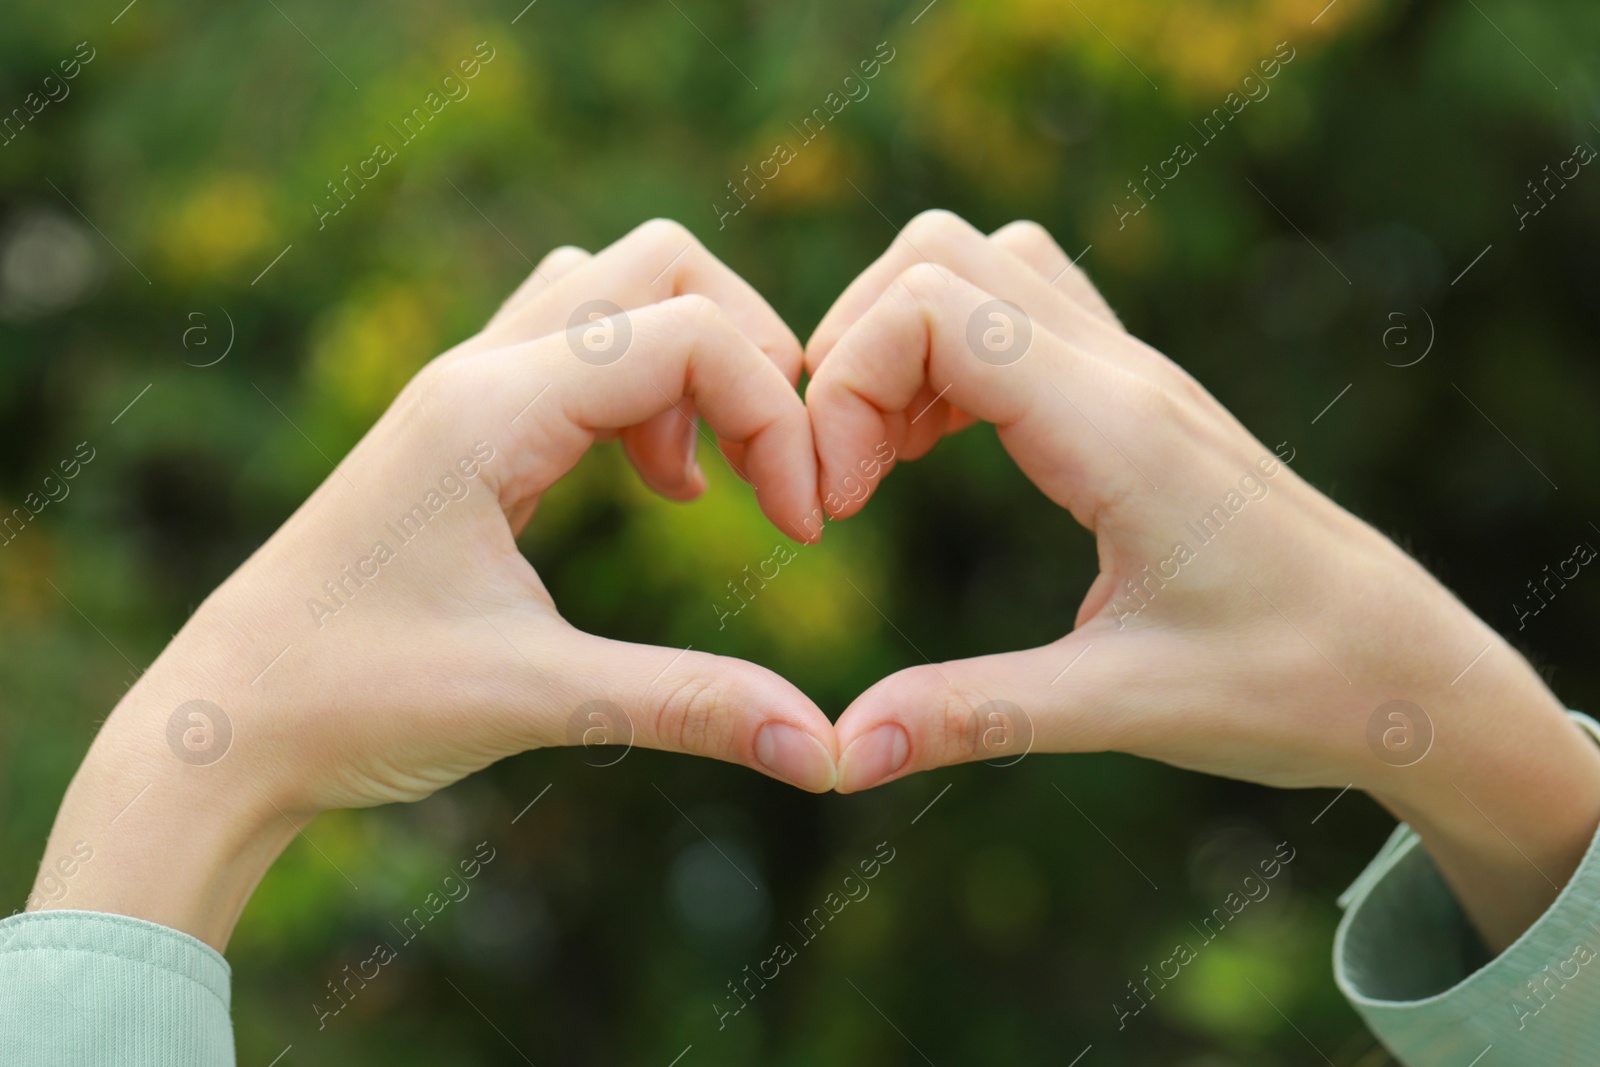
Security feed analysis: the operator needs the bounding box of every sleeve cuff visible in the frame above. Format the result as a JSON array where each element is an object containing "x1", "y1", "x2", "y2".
[
  {"x1": 1334, "y1": 711, "x2": 1600, "y2": 1064},
  {"x1": 0, "y1": 909, "x2": 234, "y2": 1067}
]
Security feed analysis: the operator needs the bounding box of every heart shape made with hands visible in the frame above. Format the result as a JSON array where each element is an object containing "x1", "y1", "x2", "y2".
[
  {"x1": 281, "y1": 207, "x2": 1352, "y2": 827},
  {"x1": 43, "y1": 213, "x2": 1571, "y2": 965},
  {"x1": 540, "y1": 209, "x2": 1156, "y2": 800},
  {"x1": 375, "y1": 209, "x2": 1112, "y2": 807}
]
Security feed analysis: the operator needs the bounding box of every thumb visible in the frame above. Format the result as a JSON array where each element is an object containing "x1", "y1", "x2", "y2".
[
  {"x1": 831, "y1": 637, "x2": 1154, "y2": 793},
  {"x1": 548, "y1": 630, "x2": 839, "y2": 792}
]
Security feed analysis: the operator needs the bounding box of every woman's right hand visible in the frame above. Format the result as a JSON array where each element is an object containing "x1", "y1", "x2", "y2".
[{"x1": 804, "y1": 210, "x2": 1600, "y2": 952}]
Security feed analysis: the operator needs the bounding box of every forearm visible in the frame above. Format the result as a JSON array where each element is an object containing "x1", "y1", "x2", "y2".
[
  {"x1": 1370, "y1": 644, "x2": 1600, "y2": 953},
  {"x1": 29, "y1": 650, "x2": 290, "y2": 952}
]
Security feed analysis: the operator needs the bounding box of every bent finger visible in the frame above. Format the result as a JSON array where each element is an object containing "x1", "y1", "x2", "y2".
[
  {"x1": 989, "y1": 220, "x2": 1121, "y2": 328},
  {"x1": 490, "y1": 218, "x2": 803, "y2": 383},
  {"x1": 487, "y1": 245, "x2": 594, "y2": 328},
  {"x1": 805, "y1": 265, "x2": 1155, "y2": 527},
  {"x1": 805, "y1": 209, "x2": 1120, "y2": 376},
  {"x1": 620, "y1": 401, "x2": 706, "y2": 502},
  {"x1": 458, "y1": 294, "x2": 820, "y2": 540}
]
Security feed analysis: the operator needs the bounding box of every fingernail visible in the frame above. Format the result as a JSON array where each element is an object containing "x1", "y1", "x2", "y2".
[
  {"x1": 837, "y1": 723, "x2": 910, "y2": 793},
  {"x1": 755, "y1": 723, "x2": 837, "y2": 792}
]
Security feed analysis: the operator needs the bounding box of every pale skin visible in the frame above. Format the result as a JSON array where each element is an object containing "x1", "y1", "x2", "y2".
[
  {"x1": 30, "y1": 214, "x2": 1600, "y2": 964},
  {"x1": 805, "y1": 210, "x2": 1600, "y2": 954}
]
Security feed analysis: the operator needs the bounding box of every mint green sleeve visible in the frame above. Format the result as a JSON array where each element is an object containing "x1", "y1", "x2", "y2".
[
  {"x1": 1335, "y1": 711, "x2": 1600, "y2": 1065},
  {"x1": 0, "y1": 909, "x2": 234, "y2": 1066}
]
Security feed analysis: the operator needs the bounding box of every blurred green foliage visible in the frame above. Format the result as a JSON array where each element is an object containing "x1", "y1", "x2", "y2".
[{"x1": 3, "y1": 0, "x2": 1600, "y2": 1063}]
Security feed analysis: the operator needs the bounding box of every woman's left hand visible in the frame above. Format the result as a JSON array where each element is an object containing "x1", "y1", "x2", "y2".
[{"x1": 31, "y1": 219, "x2": 837, "y2": 950}]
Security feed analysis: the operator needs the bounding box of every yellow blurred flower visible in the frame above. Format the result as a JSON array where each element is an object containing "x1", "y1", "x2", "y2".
[
  {"x1": 761, "y1": 132, "x2": 853, "y2": 209},
  {"x1": 156, "y1": 173, "x2": 272, "y2": 278},
  {"x1": 307, "y1": 283, "x2": 439, "y2": 423},
  {"x1": 0, "y1": 517, "x2": 56, "y2": 624},
  {"x1": 436, "y1": 30, "x2": 529, "y2": 121}
]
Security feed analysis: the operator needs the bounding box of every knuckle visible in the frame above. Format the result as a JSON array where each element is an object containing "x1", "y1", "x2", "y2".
[
  {"x1": 890, "y1": 665, "x2": 984, "y2": 761},
  {"x1": 1173, "y1": 367, "x2": 1212, "y2": 409},
  {"x1": 996, "y1": 218, "x2": 1053, "y2": 246},
  {"x1": 630, "y1": 217, "x2": 698, "y2": 255},
  {"x1": 1126, "y1": 375, "x2": 1175, "y2": 423},
  {"x1": 654, "y1": 673, "x2": 734, "y2": 755},
  {"x1": 536, "y1": 244, "x2": 589, "y2": 271},
  {"x1": 892, "y1": 261, "x2": 950, "y2": 303},
  {"x1": 937, "y1": 692, "x2": 988, "y2": 759},
  {"x1": 1128, "y1": 374, "x2": 1207, "y2": 453},
  {"x1": 996, "y1": 219, "x2": 1062, "y2": 261},
  {"x1": 902, "y1": 208, "x2": 971, "y2": 252},
  {"x1": 666, "y1": 291, "x2": 726, "y2": 332},
  {"x1": 901, "y1": 209, "x2": 980, "y2": 261},
  {"x1": 674, "y1": 290, "x2": 720, "y2": 315}
]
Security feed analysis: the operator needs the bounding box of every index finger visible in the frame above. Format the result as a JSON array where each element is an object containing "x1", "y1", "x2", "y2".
[
  {"x1": 487, "y1": 218, "x2": 804, "y2": 384},
  {"x1": 804, "y1": 210, "x2": 1116, "y2": 376},
  {"x1": 442, "y1": 294, "x2": 822, "y2": 541},
  {"x1": 805, "y1": 265, "x2": 1155, "y2": 529}
]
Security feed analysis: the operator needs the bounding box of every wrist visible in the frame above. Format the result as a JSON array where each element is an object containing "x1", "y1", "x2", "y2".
[
  {"x1": 29, "y1": 645, "x2": 299, "y2": 951},
  {"x1": 1367, "y1": 654, "x2": 1600, "y2": 952}
]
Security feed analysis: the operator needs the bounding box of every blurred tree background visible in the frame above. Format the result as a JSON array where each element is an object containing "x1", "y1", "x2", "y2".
[{"x1": 3, "y1": 0, "x2": 1599, "y2": 1063}]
